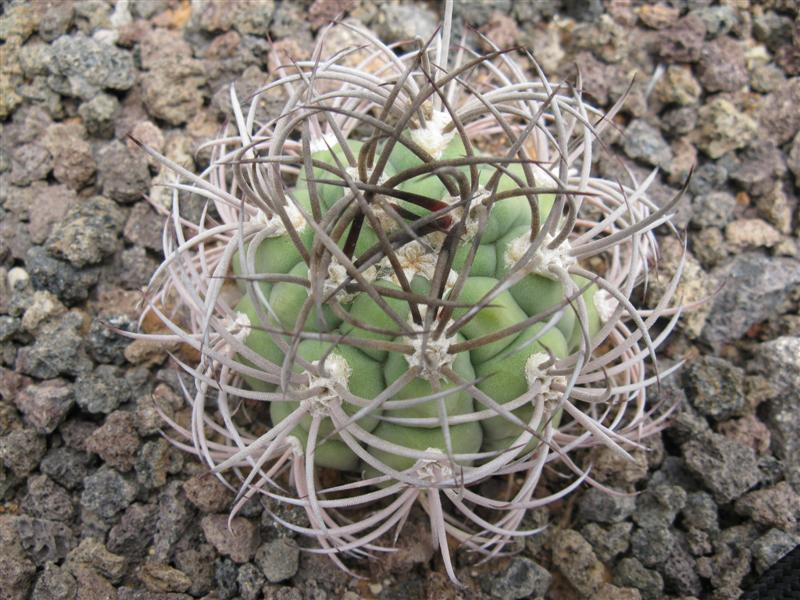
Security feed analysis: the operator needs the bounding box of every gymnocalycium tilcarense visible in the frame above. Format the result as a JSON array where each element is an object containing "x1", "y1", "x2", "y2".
[{"x1": 133, "y1": 0, "x2": 684, "y2": 582}]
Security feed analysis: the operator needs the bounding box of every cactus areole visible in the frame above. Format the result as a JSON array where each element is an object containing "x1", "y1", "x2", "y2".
[{"x1": 135, "y1": 0, "x2": 684, "y2": 582}]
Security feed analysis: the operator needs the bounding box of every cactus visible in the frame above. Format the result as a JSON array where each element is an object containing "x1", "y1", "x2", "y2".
[{"x1": 133, "y1": 1, "x2": 685, "y2": 582}]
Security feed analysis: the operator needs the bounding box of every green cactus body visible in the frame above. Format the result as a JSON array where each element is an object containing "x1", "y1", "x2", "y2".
[
  {"x1": 232, "y1": 133, "x2": 604, "y2": 475},
  {"x1": 137, "y1": 5, "x2": 683, "y2": 580}
]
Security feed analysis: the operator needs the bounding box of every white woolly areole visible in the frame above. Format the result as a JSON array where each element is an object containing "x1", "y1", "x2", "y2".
[
  {"x1": 413, "y1": 448, "x2": 453, "y2": 483},
  {"x1": 593, "y1": 289, "x2": 618, "y2": 322},
  {"x1": 309, "y1": 132, "x2": 339, "y2": 154},
  {"x1": 224, "y1": 311, "x2": 252, "y2": 343},
  {"x1": 285, "y1": 435, "x2": 304, "y2": 458},
  {"x1": 409, "y1": 110, "x2": 456, "y2": 159},
  {"x1": 442, "y1": 190, "x2": 488, "y2": 241},
  {"x1": 252, "y1": 201, "x2": 307, "y2": 237},
  {"x1": 504, "y1": 232, "x2": 576, "y2": 281},
  {"x1": 525, "y1": 352, "x2": 566, "y2": 406},
  {"x1": 323, "y1": 257, "x2": 377, "y2": 304},
  {"x1": 299, "y1": 353, "x2": 352, "y2": 417},
  {"x1": 382, "y1": 241, "x2": 441, "y2": 286},
  {"x1": 407, "y1": 325, "x2": 457, "y2": 382}
]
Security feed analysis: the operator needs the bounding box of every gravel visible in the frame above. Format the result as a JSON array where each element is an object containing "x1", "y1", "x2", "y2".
[
  {"x1": 1, "y1": 1, "x2": 798, "y2": 598},
  {"x1": 481, "y1": 556, "x2": 551, "y2": 600}
]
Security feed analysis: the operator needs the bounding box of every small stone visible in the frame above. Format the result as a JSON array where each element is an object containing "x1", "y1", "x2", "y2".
[
  {"x1": 660, "y1": 543, "x2": 701, "y2": 596},
  {"x1": 95, "y1": 141, "x2": 151, "y2": 204},
  {"x1": 757, "y1": 78, "x2": 800, "y2": 145},
  {"x1": 682, "y1": 432, "x2": 761, "y2": 504},
  {"x1": 140, "y1": 30, "x2": 206, "y2": 127},
  {"x1": 0, "y1": 554, "x2": 36, "y2": 600},
  {"x1": 753, "y1": 11, "x2": 795, "y2": 53},
  {"x1": 588, "y1": 446, "x2": 649, "y2": 489},
  {"x1": 214, "y1": 556, "x2": 238, "y2": 600},
  {"x1": 734, "y1": 482, "x2": 799, "y2": 531},
  {"x1": 25, "y1": 246, "x2": 100, "y2": 306},
  {"x1": 137, "y1": 563, "x2": 191, "y2": 594},
  {"x1": 80, "y1": 466, "x2": 137, "y2": 520},
  {"x1": 695, "y1": 98, "x2": 757, "y2": 159},
  {"x1": 59, "y1": 420, "x2": 96, "y2": 452},
  {"x1": 373, "y1": 3, "x2": 438, "y2": 44},
  {"x1": 38, "y1": 2, "x2": 74, "y2": 42},
  {"x1": 32, "y1": 561, "x2": 78, "y2": 600},
  {"x1": 65, "y1": 537, "x2": 126, "y2": 584},
  {"x1": 135, "y1": 438, "x2": 179, "y2": 490},
  {"x1": 118, "y1": 246, "x2": 160, "y2": 291},
  {"x1": 127, "y1": 121, "x2": 165, "y2": 165},
  {"x1": 581, "y1": 522, "x2": 633, "y2": 564},
  {"x1": 183, "y1": 473, "x2": 235, "y2": 513},
  {"x1": 632, "y1": 484, "x2": 687, "y2": 529},
  {"x1": 151, "y1": 481, "x2": 195, "y2": 562},
  {"x1": 42, "y1": 123, "x2": 95, "y2": 190},
  {"x1": 15, "y1": 516, "x2": 76, "y2": 566},
  {"x1": 690, "y1": 191, "x2": 736, "y2": 229},
  {"x1": 683, "y1": 356, "x2": 746, "y2": 420},
  {"x1": 78, "y1": 93, "x2": 120, "y2": 139},
  {"x1": 685, "y1": 526, "x2": 713, "y2": 556},
  {"x1": 19, "y1": 40, "x2": 53, "y2": 79},
  {"x1": 756, "y1": 182, "x2": 793, "y2": 235},
  {"x1": 655, "y1": 65, "x2": 701, "y2": 106},
  {"x1": 691, "y1": 227, "x2": 728, "y2": 269},
  {"x1": 9, "y1": 142, "x2": 52, "y2": 186},
  {"x1": 702, "y1": 254, "x2": 800, "y2": 346},
  {"x1": 0, "y1": 428, "x2": 46, "y2": 477},
  {"x1": 201, "y1": 514, "x2": 260, "y2": 564},
  {"x1": 107, "y1": 503, "x2": 157, "y2": 559},
  {"x1": 124, "y1": 202, "x2": 164, "y2": 252},
  {"x1": 645, "y1": 236, "x2": 713, "y2": 338},
  {"x1": 23, "y1": 474, "x2": 75, "y2": 521},
  {"x1": 551, "y1": 529, "x2": 606, "y2": 597},
  {"x1": 46, "y1": 196, "x2": 126, "y2": 267},
  {"x1": 724, "y1": 140, "x2": 787, "y2": 197},
  {"x1": 237, "y1": 562, "x2": 266, "y2": 600},
  {"x1": 75, "y1": 365, "x2": 132, "y2": 415},
  {"x1": 21, "y1": 290, "x2": 66, "y2": 332},
  {"x1": 638, "y1": 3, "x2": 679, "y2": 29},
  {"x1": 592, "y1": 584, "x2": 640, "y2": 600},
  {"x1": 657, "y1": 15, "x2": 706, "y2": 62},
  {"x1": 622, "y1": 119, "x2": 672, "y2": 168},
  {"x1": 47, "y1": 33, "x2": 134, "y2": 99},
  {"x1": 196, "y1": 0, "x2": 275, "y2": 35},
  {"x1": 788, "y1": 132, "x2": 800, "y2": 186},
  {"x1": 69, "y1": 564, "x2": 116, "y2": 600},
  {"x1": 751, "y1": 528, "x2": 800, "y2": 574},
  {"x1": 630, "y1": 525, "x2": 674, "y2": 568},
  {"x1": 477, "y1": 12, "x2": 520, "y2": 51},
  {"x1": 481, "y1": 556, "x2": 551, "y2": 600},
  {"x1": 688, "y1": 162, "x2": 728, "y2": 196},
  {"x1": 696, "y1": 526, "x2": 754, "y2": 590},
  {"x1": 661, "y1": 106, "x2": 698, "y2": 135},
  {"x1": 750, "y1": 63, "x2": 786, "y2": 93},
  {"x1": 14, "y1": 378, "x2": 73, "y2": 434},
  {"x1": 693, "y1": 5, "x2": 738, "y2": 38},
  {"x1": 40, "y1": 447, "x2": 90, "y2": 491},
  {"x1": 254, "y1": 538, "x2": 300, "y2": 583},
  {"x1": 577, "y1": 487, "x2": 636, "y2": 524},
  {"x1": 87, "y1": 315, "x2": 133, "y2": 366},
  {"x1": 174, "y1": 544, "x2": 216, "y2": 597},
  {"x1": 718, "y1": 415, "x2": 771, "y2": 455},
  {"x1": 682, "y1": 491, "x2": 719, "y2": 533},
  {"x1": 85, "y1": 411, "x2": 141, "y2": 472},
  {"x1": 697, "y1": 36, "x2": 748, "y2": 93}
]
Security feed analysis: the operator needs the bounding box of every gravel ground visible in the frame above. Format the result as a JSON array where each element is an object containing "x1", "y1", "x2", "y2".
[{"x1": 1, "y1": 1, "x2": 798, "y2": 599}]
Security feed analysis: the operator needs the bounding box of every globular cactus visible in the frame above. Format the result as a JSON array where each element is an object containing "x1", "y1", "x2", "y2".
[{"x1": 134, "y1": 1, "x2": 684, "y2": 581}]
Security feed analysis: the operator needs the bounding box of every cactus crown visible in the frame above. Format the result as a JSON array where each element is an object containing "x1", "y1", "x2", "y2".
[{"x1": 135, "y1": 1, "x2": 684, "y2": 582}]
